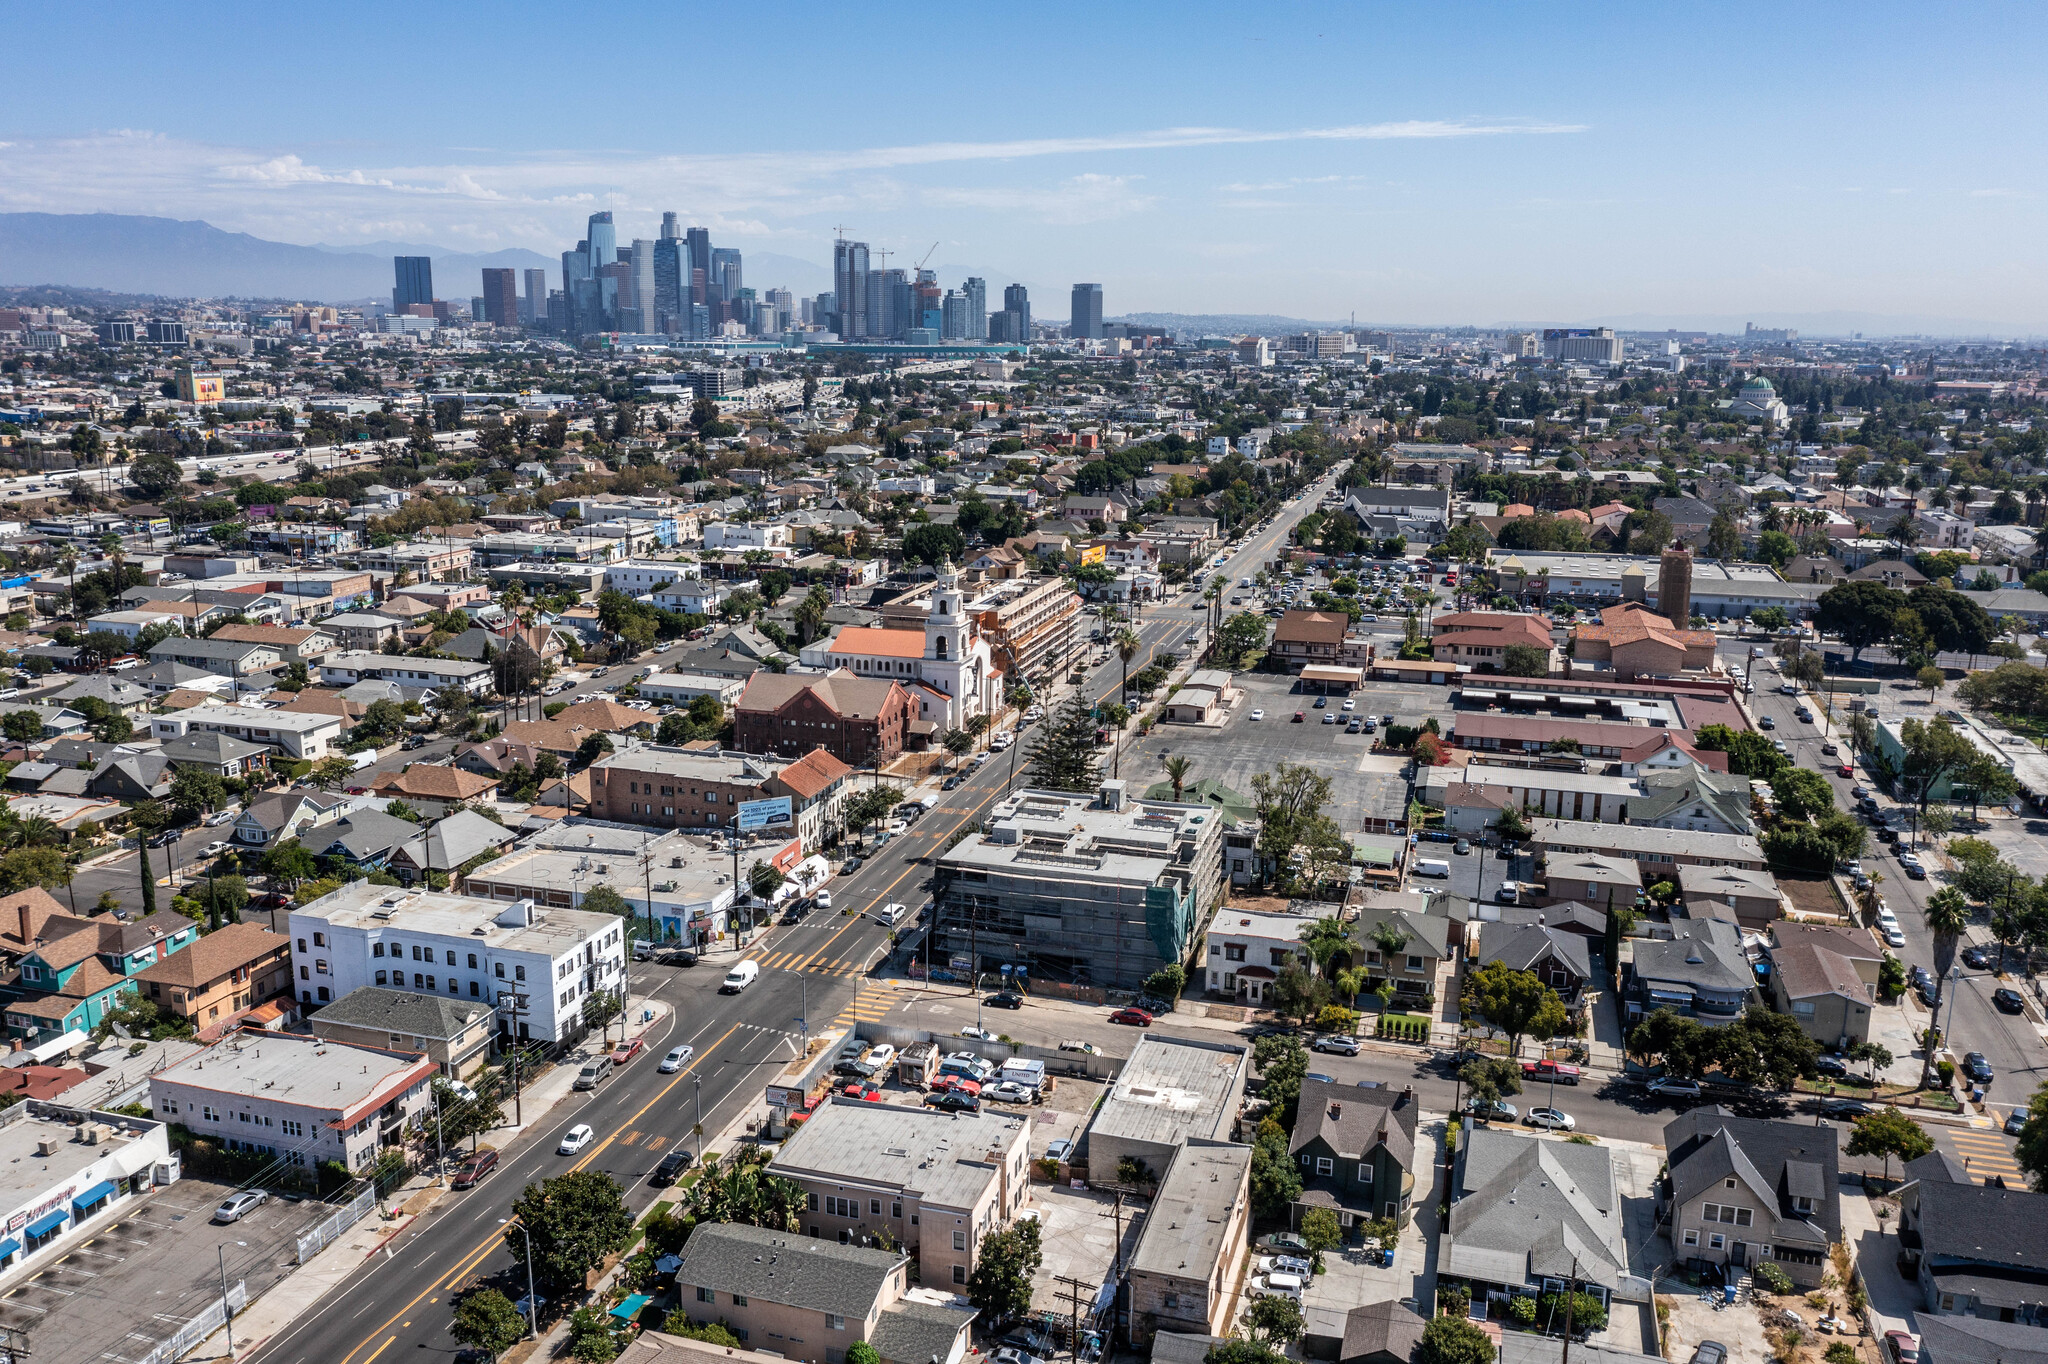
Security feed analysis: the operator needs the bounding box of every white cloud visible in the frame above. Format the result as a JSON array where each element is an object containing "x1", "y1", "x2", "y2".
[{"x1": 0, "y1": 117, "x2": 1583, "y2": 247}]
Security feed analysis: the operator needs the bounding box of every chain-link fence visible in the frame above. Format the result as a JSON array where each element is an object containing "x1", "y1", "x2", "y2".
[{"x1": 295, "y1": 1186, "x2": 377, "y2": 1264}]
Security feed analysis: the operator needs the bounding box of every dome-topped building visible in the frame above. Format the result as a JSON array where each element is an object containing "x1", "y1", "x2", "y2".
[{"x1": 1726, "y1": 375, "x2": 1789, "y2": 424}]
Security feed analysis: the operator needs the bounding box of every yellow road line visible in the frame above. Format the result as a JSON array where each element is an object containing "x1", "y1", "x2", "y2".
[{"x1": 335, "y1": 1020, "x2": 744, "y2": 1364}]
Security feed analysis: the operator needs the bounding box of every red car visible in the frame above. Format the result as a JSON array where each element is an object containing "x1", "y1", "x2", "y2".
[
  {"x1": 1838, "y1": 762, "x2": 1854, "y2": 777},
  {"x1": 610, "y1": 1037, "x2": 646, "y2": 1065},
  {"x1": 931, "y1": 1076, "x2": 982, "y2": 1097},
  {"x1": 1291, "y1": 711, "x2": 1305, "y2": 723},
  {"x1": 1109, "y1": 1008, "x2": 1154, "y2": 1027},
  {"x1": 840, "y1": 1082, "x2": 880, "y2": 1101}
]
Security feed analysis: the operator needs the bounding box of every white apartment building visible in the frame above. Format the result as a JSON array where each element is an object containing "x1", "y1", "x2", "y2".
[
  {"x1": 702, "y1": 522, "x2": 792, "y2": 557},
  {"x1": 149, "y1": 704, "x2": 343, "y2": 761},
  {"x1": 604, "y1": 559, "x2": 701, "y2": 596},
  {"x1": 318, "y1": 651, "x2": 494, "y2": 696},
  {"x1": 150, "y1": 1032, "x2": 435, "y2": 1176},
  {"x1": 653, "y1": 577, "x2": 752, "y2": 617},
  {"x1": 288, "y1": 882, "x2": 627, "y2": 1044}
]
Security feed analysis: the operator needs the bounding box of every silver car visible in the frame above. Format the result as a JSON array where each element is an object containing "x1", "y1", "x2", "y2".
[{"x1": 213, "y1": 1189, "x2": 269, "y2": 1224}]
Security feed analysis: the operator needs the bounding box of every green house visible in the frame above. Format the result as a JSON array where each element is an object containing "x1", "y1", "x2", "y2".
[
  {"x1": 1288, "y1": 1077, "x2": 1420, "y2": 1230},
  {"x1": 2, "y1": 910, "x2": 199, "y2": 1042}
]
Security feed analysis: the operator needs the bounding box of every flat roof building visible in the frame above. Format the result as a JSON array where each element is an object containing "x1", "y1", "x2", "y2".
[
  {"x1": 1127, "y1": 1139, "x2": 1253, "y2": 1343},
  {"x1": 1083, "y1": 1033, "x2": 1250, "y2": 1186},
  {"x1": 0, "y1": 1099, "x2": 170, "y2": 1275}
]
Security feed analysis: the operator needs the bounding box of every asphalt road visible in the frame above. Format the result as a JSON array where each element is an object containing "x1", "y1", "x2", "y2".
[{"x1": 1721, "y1": 639, "x2": 2047, "y2": 1140}]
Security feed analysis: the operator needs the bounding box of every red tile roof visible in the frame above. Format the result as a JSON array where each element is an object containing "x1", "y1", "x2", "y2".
[{"x1": 827, "y1": 627, "x2": 927, "y2": 660}]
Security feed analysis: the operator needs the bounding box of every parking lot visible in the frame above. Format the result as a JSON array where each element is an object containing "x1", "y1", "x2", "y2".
[{"x1": 0, "y1": 1177, "x2": 333, "y2": 1364}]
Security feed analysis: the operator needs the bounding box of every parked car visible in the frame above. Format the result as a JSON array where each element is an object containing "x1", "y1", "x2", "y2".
[
  {"x1": 1524, "y1": 1107, "x2": 1575, "y2": 1131},
  {"x1": 1455, "y1": 839, "x2": 1471, "y2": 855},
  {"x1": 1645, "y1": 1076, "x2": 1703, "y2": 1099},
  {"x1": 558, "y1": 1124, "x2": 595, "y2": 1154},
  {"x1": 452, "y1": 1149, "x2": 500, "y2": 1189},
  {"x1": 213, "y1": 1189, "x2": 269, "y2": 1223},
  {"x1": 924, "y1": 1089, "x2": 980, "y2": 1113},
  {"x1": 985, "y1": 991, "x2": 1025, "y2": 1009},
  {"x1": 2008, "y1": 1108, "x2": 2030, "y2": 1135},
  {"x1": 1291, "y1": 711, "x2": 1305, "y2": 722},
  {"x1": 1692, "y1": 1344, "x2": 1730, "y2": 1364},
  {"x1": 1821, "y1": 1098, "x2": 1874, "y2": 1119},
  {"x1": 1256, "y1": 1232, "x2": 1310, "y2": 1254},
  {"x1": 1962, "y1": 1052, "x2": 1994, "y2": 1084},
  {"x1": 201, "y1": 841, "x2": 230, "y2": 857},
  {"x1": 1249, "y1": 1273, "x2": 1305, "y2": 1301},
  {"x1": 1313, "y1": 1033, "x2": 1360, "y2": 1055},
  {"x1": 1815, "y1": 1054, "x2": 1849, "y2": 1077},
  {"x1": 1044, "y1": 1139, "x2": 1074, "y2": 1165},
  {"x1": 986, "y1": 1080, "x2": 1036, "y2": 1104},
  {"x1": 1885, "y1": 1331, "x2": 1919, "y2": 1364},
  {"x1": 1108, "y1": 1007, "x2": 1153, "y2": 1027},
  {"x1": 652, "y1": 1148, "x2": 696, "y2": 1185},
  {"x1": 1963, "y1": 945, "x2": 1999, "y2": 969},
  {"x1": 1466, "y1": 1097, "x2": 1517, "y2": 1123},
  {"x1": 1249, "y1": 709, "x2": 1265, "y2": 722},
  {"x1": 1994, "y1": 987, "x2": 2026, "y2": 1013},
  {"x1": 1256, "y1": 1255, "x2": 1313, "y2": 1277},
  {"x1": 610, "y1": 1038, "x2": 645, "y2": 1066}
]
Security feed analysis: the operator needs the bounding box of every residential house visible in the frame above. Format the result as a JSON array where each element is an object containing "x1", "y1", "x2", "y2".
[
  {"x1": 87, "y1": 752, "x2": 174, "y2": 803},
  {"x1": 667, "y1": 1222, "x2": 977, "y2": 1364},
  {"x1": 1127, "y1": 1139, "x2": 1253, "y2": 1342},
  {"x1": 1350, "y1": 899, "x2": 1453, "y2": 1012},
  {"x1": 206, "y1": 624, "x2": 339, "y2": 667},
  {"x1": 1, "y1": 909, "x2": 202, "y2": 1042},
  {"x1": 1526, "y1": 820, "x2": 1766, "y2": 877},
  {"x1": 1630, "y1": 768, "x2": 1758, "y2": 837},
  {"x1": 1333, "y1": 1305, "x2": 1431, "y2": 1364},
  {"x1": 370, "y1": 766, "x2": 500, "y2": 820},
  {"x1": 1475, "y1": 921, "x2": 1592, "y2": 1002},
  {"x1": 1287, "y1": 1077, "x2": 1419, "y2": 1231},
  {"x1": 146, "y1": 634, "x2": 283, "y2": 684},
  {"x1": 1268, "y1": 610, "x2": 1350, "y2": 672},
  {"x1": 766, "y1": 1096, "x2": 1033, "y2": 1290},
  {"x1": 308, "y1": 809, "x2": 425, "y2": 871},
  {"x1": 1681, "y1": 865, "x2": 1784, "y2": 930},
  {"x1": 158, "y1": 731, "x2": 271, "y2": 779},
  {"x1": 1202, "y1": 908, "x2": 1312, "y2": 1005},
  {"x1": 50, "y1": 675, "x2": 154, "y2": 718},
  {"x1": 1534, "y1": 852, "x2": 1643, "y2": 916},
  {"x1": 1444, "y1": 1124, "x2": 1638, "y2": 1312},
  {"x1": 1764, "y1": 926, "x2": 1875, "y2": 1049},
  {"x1": 383, "y1": 811, "x2": 520, "y2": 888},
  {"x1": 233, "y1": 789, "x2": 352, "y2": 850},
  {"x1": 308, "y1": 986, "x2": 495, "y2": 1079},
  {"x1": 132, "y1": 921, "x2": 293, "y2": 1039},
  {"x1": 1897, "y1": 1152, "x2": 2048, "y2": 1325},
  {"x1": 1624, "y1": 919, "x2": 1755, "y2": 1026},
  {"x1": 1663, "y1": 1108, "x2": 1841, "y2": 1288}
]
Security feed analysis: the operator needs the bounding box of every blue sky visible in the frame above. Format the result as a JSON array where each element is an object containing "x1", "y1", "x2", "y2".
[{"x1": 7, "y1": 1, "x2": 2046, "y2": 329}]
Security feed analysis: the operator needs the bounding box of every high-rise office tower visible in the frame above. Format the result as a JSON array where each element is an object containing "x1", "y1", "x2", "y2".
[
  {"x1": 586, "y1": 212, "x2": 618, "y2": 268},
  {"x1": 562, "y1": 244, "x2": 592, "y2": 336},
  {"x1": 813, "y1": 293, "x2": 836, "y2": 330},
  {"x1": 1003, "y1": 283, "x2": 1030, "y2": 331},
  {"x1": 710, "y1": 249, "x2": 741, "y2": 304},
  {"x1": 479, "y1": 268, "x2": 519, "y2": 326},
  {"x1": 627, "y1": 239, "x2": 656, "y2": 331},
  {"x1": 660, "y1": 211, "x2": 682, "y2": 240},
  {"x1": 866, "y1": 268, "x2": 906, "y2": 341},
  {"x1": 1071, "y1": 283, "x2": 1103, "y2": 339},
  {"x1": 940, "y1": 290, "x2": 971, "y2": 340},
  {"x1": 597, "y1": 262, "x2": 630, "y2": 331},
  {"x1": 833, "y1": 238, "x2": 869, "y2": 337},
  {"x1": 522, "y1": 268, "x2": 546, "y2": 325},
  {"x1": 913, "y1": 270, "x2": 942, "y2": 334},
  {"x1": 686, "y1": 228, "x2": 712, "y2": 302},
  {"x1": 653, "y1": 238, "x2": 689, "y2": 334},
  {"x1": 765, "y1": 288, "x2": 794, "y2": 334},
  {"x1": 392, "y1": 256, "x2": 433, "y2": 313},
  {"x1": 963, "y1": 277, "x2": 987, "y2": 340}
]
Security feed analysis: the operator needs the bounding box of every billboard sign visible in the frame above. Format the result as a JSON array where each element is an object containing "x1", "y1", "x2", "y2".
[
  {"x1": 949, "y1": 953, "x2": 974, "y2": 976},
  {"x1": 765, "y1": 1085, "x2": 805, "y2": 1110},
  {"x1": 737, "y1": 796, "x2": 792, "y2": 833},
  {"x1": 247, "y1": 505, "x2": 278, "y2": 522},
  {"x1": 1078, "y1": 543, "x2": 1107, "y2": 567}
]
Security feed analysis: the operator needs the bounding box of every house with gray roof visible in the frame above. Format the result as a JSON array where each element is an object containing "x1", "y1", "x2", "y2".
[
  {"x1": 1914, "y1": 1314, "x2": 2048, "y2": 1364},
  {"x1": 125, "y1": 659, "x2": 234, "y2": 697},
  {"x1": 1898, "y1": 1148, "x2": 2048, "y2": 1324},
  {"x1": 1476, "y1": 922, "x2": 1593, "y2": 1002},
  {"x1": 233, "y1": 789, "x2": 352, "y2": 850},
  {"x1": 668, "y1": 1222, "x2": 976, "y2": 1364},
  {"x1": 159, "y1": 730, "x2": 272, "y2": 779},
  {"x1": 1350, "y1": 897, "x2": 1454, "y2": 1012},
  {"x1": 1663, "y1": 1108, "x2": 1840, "y2": 1288},
  {"x1": 1444, "y1": 1123, "x2": 1643, "y2": 1309},
  {"x1": 1623, "y1": 919, "x2": 1755, "y2": 1027},
  {"x1": 1632, "y1": 768, "x2": 1757, "y2": 836},
  {"x1": 1288, "y1": 1077, "x2": 1419, "y2": 1231},
  {"x1": 385, "y1": 810, "x2": 519, "y2": 885},
  {"x1": 307, "y1": 985, "x2": 494, "y2": 1077},
  {"x1": 87, "y1": 752, "x2": 173, "y2": 803},
  {"x1": 51, "y1": 674, "x2": 154, "y2": 717},
  {"x1": 308, "y1": 809, "x2": 422, "y2": 870},
  {"x1": 146, "y1": 634, "x2": 282, "y2": 682}
]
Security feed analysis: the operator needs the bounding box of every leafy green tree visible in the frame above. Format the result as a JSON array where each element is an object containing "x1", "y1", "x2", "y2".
[
  {"x1": 506, "y1": 1170, "x2": 634, "y2": 1299},
  {"x1": 1814, "y1": 580, "x2": 1902, "y2": 661},
  {"x1": 1716, "y1": 1007, "x2": 1819, "y2": 1090},
  {"x1": 1205, "y1": 1342, "x2": 1287, "y2": 1364},
  {"x1": 1771, "y1": 768, "x2": 1836, "y2": 823},
  {"x1": 1921, "y1": 887, "x2": 1973, "y2": 1086},
  {"x1": 262, "y1": 837, "x2": 318, "y2": 890},
  {"x1": 1692, "y1": 723, "x2": 1791, "y2": 779},
  {"x1": 1500, "y1": 643, "x2": 1549, "y2": 677},
  {"x1": 1458, "y1": 1057, "x2": 1524, "y2": 1109},
  {"x1": 1628, "y1": 1007, "x2": 1715, "y2": 1078},
  {"x1": 1252, "y1": 1033, "x2": 1310, "y2": 1124},
  {"x1": 574, "y1": 732, "x2": 614, "y2": 768},
  {"x1": 169, "y1": 766, "x2": 226, "y2": 817},
  {"x1": 1021, "y1": 695, "x2": 1102, "y2": 793},
  {"x1": 2014, "y1": 1082, "x2": 2048, "y2": 1192},
  {"x1": 1245, "y1": 1294, "x2": 1305, "y2": 1347},
  {"x1": 1298, "y1": 1206, "x2": 1344, "y2": 1270},
  {"x1": 1213, "y1": 611, "x2": 1271, "y2": 668},
  {"x1": 1846, "y1": 1107, "x2": 1934, "y2": 1181},
  {"x1": 450, "y1": 1289, "x2": 527, "y2": 1358},
  {"x1": 964, "y1": 1216, "x2": 1040, "y2": 1324},
  {"x1": 566, "y1": 1306, "x2": 620, "y2": 1364},
  {"x1": 1247, "y1": 1116, "x2": 1302, "y2": 1219},
  {"x1": 1461, "y1": 960, "x2": 1567, "y2": 1055},
  {"x1": 427, "y1": 1075, "x2": 505, "y2": 1152},
  {"x1": 901, "y1": 522, "x2": 965, "y2": 566},
  {"x1": 1417, "y1": 1314, "x2": 1496, "y2": 1364},
  {"x1": 1270, "y1": 963, "x2": 1331, "y2": 1028},
  {"x1": 845, "y1": 1344, "x2": 882, "y2": 1364},
  {"x1": 0, "y1": 846, "x2": 68, "y2": 899},
  {"x1": 1, "y1": 710, "x2": 41, "y2": 743}
]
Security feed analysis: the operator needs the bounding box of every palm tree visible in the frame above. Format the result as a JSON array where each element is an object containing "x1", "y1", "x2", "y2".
[
  {"x1": 1921, "y1": 887, "x2": 1972, "y2": 1087},
  {"x1": 1161, "y1": 753, "x2": 1193, "y2": 801},
  {"x1": 1115, "y1": 628, "x2": 1141, "y2": 703}
]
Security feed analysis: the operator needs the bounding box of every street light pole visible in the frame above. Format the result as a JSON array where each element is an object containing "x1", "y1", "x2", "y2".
[
  {"x1": 218, "y1": 1242, "x2": 239, "y2": 1356},
  {"x1": 500, "y1": 1220, "x2": 538, "y2": 1339}
]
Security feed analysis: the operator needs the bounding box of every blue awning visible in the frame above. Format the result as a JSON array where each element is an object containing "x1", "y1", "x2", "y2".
[
  {"x1": 0, "y1": 1239, "x2": 20, "y2": 1259},
  {"x1": 72, "y1": 1179, "x2": 117, "y2": 1213},
  {"x1": 26, "y1": 1209, "x2": 67, "y2": 1238}
]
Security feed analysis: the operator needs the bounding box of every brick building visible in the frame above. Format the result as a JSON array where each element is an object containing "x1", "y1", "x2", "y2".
[{"x1": 734, "y1": 669, "x2": 914, "y2": 768}]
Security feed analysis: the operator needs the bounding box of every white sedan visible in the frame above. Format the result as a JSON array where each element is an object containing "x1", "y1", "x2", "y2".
[
  {"x1": 1524, "y1": 1107, "x2": 1576, "y2": 1131},
  {"x1": 659, "y1": 1045, "x2": 694, "y2": 1073},
  {"x1": 558, "y1": 1123, "x2": 595, "y2": 1155},
  {"x1": 1249, "y1": 709, "x2": 1265, "y2": 722}
]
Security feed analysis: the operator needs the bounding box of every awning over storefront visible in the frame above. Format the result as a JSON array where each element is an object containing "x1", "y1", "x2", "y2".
[
  {"x1": 72, "y1": 1179, "x2": 117, "y2": 1215},
  {"x1": 1508, "y1": 692, "x2": 1546, "y2": 705},
  {"x1": 26, "y1": 1209, "x2": 67, "y2": 1238},
  {"x1": 1461, "y1": 689, "x2": 1499, "y2": 701}
]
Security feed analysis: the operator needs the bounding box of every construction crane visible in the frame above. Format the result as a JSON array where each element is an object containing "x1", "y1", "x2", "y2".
[{"x1": 915, "y1": 241, "x2": 939, "y2": 274}]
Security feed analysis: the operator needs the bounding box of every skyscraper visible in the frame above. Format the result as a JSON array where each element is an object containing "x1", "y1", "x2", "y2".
[
  {"x1": 586, "y1": 212, "x2": 617, "y2": 268},
  {"x1": 913, "y1": 269, "x2": 942, "y2": 334},
  {"x1": 833, "y1": 238, "x2": 869, "y2": 337},
  {"x1": 653, "y1": 237, "x2": 689, "y2": 334},
  {"x1": 686, "y1": 227, "x2": 712, "y2": 303},
  {"x1": 562, "y1": 244, "x2": 592, "y2": 336},
  {"x1": 522, "y1": 268, "x2": 547, "y2": 325},
  {"x1": 710, "y1": 249, "x2": 741, "y2": 304},
  {"x1": 626, "y1": 239, "x2": 656, "y2": 331},
  {"x1": 1070, "y1": 283, "x2": 1103, "y2": 339},
  {"x1": 392, "y1": 256, "x2": 433, "y2": 313},
  {"x1": 963, "y1": 277, "x2": 987, "y2": 340},
  {"x1": 940, "y1": 290, "x2": 971, "y2": 340},
  {"x1": 660, "y1": 211, "x2": 682, "y2": 240},
  {"x1": 1003, "y1": 283, "x2": 1030, "y2": 330},
  {"x1": 866, "y1": 268, "x2": 906, "y2": 340},
  {"x1": 479, "y1": 268, "x2": 519, "y2": 326}
]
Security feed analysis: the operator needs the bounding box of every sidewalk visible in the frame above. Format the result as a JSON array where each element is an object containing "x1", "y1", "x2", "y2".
[{"x1": 184, "y1": 993, "x2": 673, "y2": 1363}]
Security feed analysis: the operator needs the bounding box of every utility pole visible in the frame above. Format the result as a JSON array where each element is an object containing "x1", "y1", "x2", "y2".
[
  {"x1": 496, "y1": 987, "x2": 529, "y2": 1125},
  {"x1": 1051, "y1": 1275, "x2": 1093, "y2": 1362}
]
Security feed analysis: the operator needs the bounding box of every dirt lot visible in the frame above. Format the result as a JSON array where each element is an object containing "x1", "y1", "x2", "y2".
[{"x1": 1781, "y1": 870, "x2": 1850, "y2": 921}]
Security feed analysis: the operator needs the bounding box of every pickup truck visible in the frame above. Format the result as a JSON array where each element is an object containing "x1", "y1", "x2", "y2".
[{"x1": 1522, "y1": 1059, "x2": 1582, "y2": 1086}]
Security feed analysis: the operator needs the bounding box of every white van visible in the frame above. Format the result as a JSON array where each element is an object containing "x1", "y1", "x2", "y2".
[
  {"x1": 1413, "y1": 858, "x2": 1452, "y2": 879},
  {"x1": 720, "y1": 960, "x2": 759, "y2": 994}
]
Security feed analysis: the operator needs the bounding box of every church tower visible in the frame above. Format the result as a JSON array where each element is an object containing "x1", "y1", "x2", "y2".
[{"x1": 925, "y1": 558, "x2": 967, "y2": 664}]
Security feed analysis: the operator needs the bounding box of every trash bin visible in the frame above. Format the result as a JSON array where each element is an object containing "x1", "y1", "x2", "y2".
[{"x1": 1724, "y1": 1284, "x2": 1738, "y2": 1305}]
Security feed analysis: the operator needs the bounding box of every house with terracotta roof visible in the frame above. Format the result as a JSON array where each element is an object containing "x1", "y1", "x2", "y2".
[
  {"x1": 370, "y1": 764, "x2": 500, "y2": 818},
  {"x1": 0, "y1": 1064, "x2": 86, "y2": 1102},
  {"x1": 1426, "y1": 611, "x2": 1558, "y2": 674},
  {"x1": 133, "y1": 921, "x2": 294, "y2": 1039},
  {"x1": 1446, "y1": 714, "x2": 1729, "y2": 775},
  {"x1": 1569, "y1": 603, "x2": 1719, "y2": 675},
  {"x1": 735, "y1": 668, "x2": 916, "y2": 768},
  {"x1": 804, "y1": 564, "x2": 1001, "y2": 730}
]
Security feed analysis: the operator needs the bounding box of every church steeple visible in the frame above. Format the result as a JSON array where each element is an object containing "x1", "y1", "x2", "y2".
[{"x1": 926, "y1": 557, "x2": 966, "y2": 663}]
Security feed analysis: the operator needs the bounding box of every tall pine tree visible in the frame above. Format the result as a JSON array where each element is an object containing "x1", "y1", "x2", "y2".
[{"x1": 1022, "y1": 695, "x2": 1104, "y2": 793}]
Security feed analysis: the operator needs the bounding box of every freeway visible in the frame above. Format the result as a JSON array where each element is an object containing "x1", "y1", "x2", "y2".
[{"x1": 0, "y1": 443, "x2": 392, "y2": 506}]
